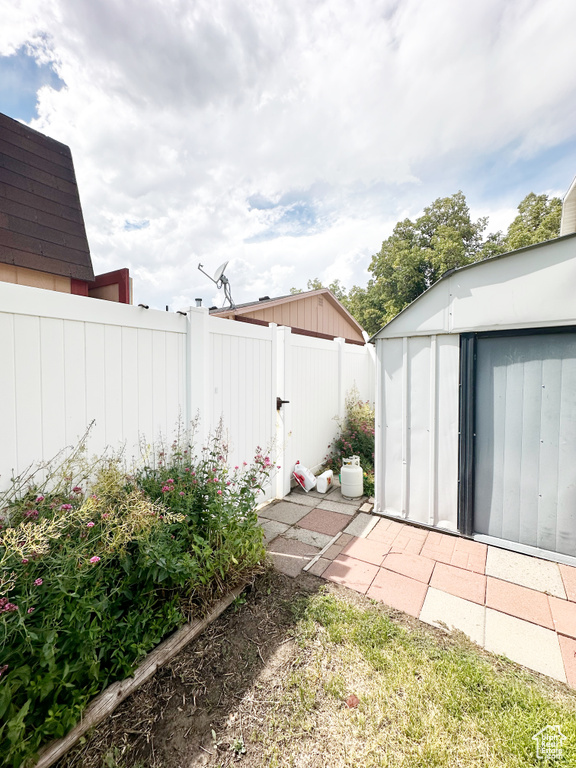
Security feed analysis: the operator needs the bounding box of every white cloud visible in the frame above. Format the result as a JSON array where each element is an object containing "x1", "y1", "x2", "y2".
[{"x1": 3, "y1": 0, "x2": 576, "y2": 310}]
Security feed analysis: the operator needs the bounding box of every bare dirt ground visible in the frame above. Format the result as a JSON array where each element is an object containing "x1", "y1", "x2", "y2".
[
  {"x1": 58, "y1": 568, "x2": 330, "y2": 768},
  {"x1": 56, "y1": 566, "x2": 573, "y2": 768}
]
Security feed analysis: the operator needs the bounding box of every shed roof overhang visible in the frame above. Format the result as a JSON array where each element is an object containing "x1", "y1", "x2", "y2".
[{"x1": 371, "y1": 233, "x2": 576, "y2": 341}]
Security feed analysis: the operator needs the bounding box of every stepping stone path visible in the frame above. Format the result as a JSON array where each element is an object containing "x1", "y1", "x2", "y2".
[{"x1": 259, "y1": 484, "x2": 576, "y2": 689}]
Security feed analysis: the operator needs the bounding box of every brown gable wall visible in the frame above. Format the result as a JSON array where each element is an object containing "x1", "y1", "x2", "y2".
[
  {"x1": 240, "y1": 294, "x2": 364, "y2": 342},
  {"x1": 0, "y1": 113, "x2": 94, "y2": 282}
]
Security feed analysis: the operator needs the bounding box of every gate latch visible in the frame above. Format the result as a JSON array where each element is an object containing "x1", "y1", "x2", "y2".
[{"x1": 276, "y1": 397, "x2": 290, "y2": 411}]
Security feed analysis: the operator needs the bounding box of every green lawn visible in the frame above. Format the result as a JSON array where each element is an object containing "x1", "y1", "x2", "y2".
[{"x1": 255, "y1": 589, "x2": 576, "y2": 767}]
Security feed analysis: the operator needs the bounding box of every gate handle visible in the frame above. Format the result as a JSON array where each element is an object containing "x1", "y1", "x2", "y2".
[{"x1": 276, "y1": 397, "x2": 290, "y2": 410}]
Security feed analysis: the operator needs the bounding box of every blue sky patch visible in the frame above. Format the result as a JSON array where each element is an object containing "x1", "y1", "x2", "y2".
[
  {"x1": 245, "y1": 199, "x2": 318, "y2": 243},
  {"x1": 124, "y1": 219, "x2": 150, "y2": 231},
  {"x1": 0, "y1": 48, "x2": 64, "y2": 122}
]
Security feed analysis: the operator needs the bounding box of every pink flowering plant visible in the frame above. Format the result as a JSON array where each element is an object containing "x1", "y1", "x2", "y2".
[
  {"x1": 323, "y1": 388, "x2": 375, "y2": 496},
  {"x1": 0, "y1": 423, "x2": 275, "y2": 767}
]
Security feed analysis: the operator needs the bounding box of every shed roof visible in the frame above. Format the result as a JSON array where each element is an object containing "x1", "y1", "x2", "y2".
[
  {"x1": 371, "y1": 233, "x2": 576, "y2": 340},
  {"x1": 0, "y1": 112, "x2": 94, "y2": 281},
  {"x1": 211, "y1": 288, "x2": 366, "y2": 341}
]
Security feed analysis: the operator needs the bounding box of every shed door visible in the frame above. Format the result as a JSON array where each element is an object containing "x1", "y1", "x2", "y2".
[{"x1": 474, "y1": 332, "x2": 576, "y2": 557}]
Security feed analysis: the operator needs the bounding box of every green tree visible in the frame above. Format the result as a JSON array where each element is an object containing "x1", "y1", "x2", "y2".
[
  {"x1": 365, "y1": 191, "x2": 493, "y2": 332},
  {"x1": 503, "y1": 192, "x2": 562, "y2": 251},
  {"x1": 290, "y1": 278, "x2": 349, "y2": 303}
]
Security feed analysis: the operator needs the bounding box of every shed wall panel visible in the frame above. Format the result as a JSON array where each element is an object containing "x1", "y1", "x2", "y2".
[{"x1": 376, "y1": 334, "x2": 459, "y2": 529}]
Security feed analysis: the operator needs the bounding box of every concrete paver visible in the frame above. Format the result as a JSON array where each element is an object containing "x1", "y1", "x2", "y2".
[
  {"x1": 485, "y1": 547, "x2": 566, "y2": 599},
  {"x1": 325, "y1": 488, "x2": 362, "y2": 505},
  {"x1": 430, "y1": 562, "x2": 486, "y2": 605},
  {"x1": 259, "y1": 501, "x2": 311, "y2": 526},
  {"x1": 264, "y1": 492, "x2": 576, "y2": 689},
  {"x1": 285, "y1": 527, "x2": 334, "y2": 550},
  {"x1": 323, "y1": 541, "x2": 347, "y2": 560},
  {"x1": 367, "y1": 568, "x2": 428, "y2": 618},
  {"x1": 267, "y1": 536, "x2": 320, "y2": 578},
  {"x1": 307, "y1": 557, "x2": 332, "y2": 578},
  {"x1": 260, "y1": 519, "x2": 290, "y2": 544},
  {"x1": 317, "y1": 499, "x2": 357, "y2": 516},
  {"x1": 297, "y1": 508, "x2": 351, "y2": 536},
  {"x1": 343, "y1": 512, "x2": 379, "y2": 538},
  {"x1": 286, "y1": 492, "x2": 320, "y2": 507},
  {"x1": 486, "y1": 577, "x2": 554, "y2": 629},
  {"x1": 484, "y1": 608, "x2": 566, "y2": 683},
  {"x1": 419, "y1": 587, "x2": 486, "y2": 645},
  {"x1": 559, "y1": 564, "x2": 576, "y2": 603},
  {"x1": 323, "y1": 554, "x2": 379, "y2": 594}
]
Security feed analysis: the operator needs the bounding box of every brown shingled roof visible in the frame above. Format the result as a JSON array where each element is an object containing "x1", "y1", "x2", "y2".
[{"x1": 0, "y1": 112, "x2": 94, "y2": 281}]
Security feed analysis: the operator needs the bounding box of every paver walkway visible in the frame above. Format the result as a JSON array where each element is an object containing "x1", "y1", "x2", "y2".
[{"x1": 259, "y1": 485, "x2": 576, "y2": 688}]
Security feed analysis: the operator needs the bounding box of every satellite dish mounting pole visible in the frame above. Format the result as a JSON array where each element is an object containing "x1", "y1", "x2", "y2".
[{"x1": 198, "y1": 261, "x2": 236, "y2": 309}]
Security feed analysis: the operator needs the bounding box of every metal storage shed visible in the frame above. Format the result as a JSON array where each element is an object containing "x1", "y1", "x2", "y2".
[{"x1": 371, "y1": 232, "x2": 576, "y2": 565}]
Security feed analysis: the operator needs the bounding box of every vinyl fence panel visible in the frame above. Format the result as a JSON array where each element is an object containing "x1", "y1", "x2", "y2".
[{"x1": 0, "y1": 283, "x2": 375, "y2": 499}]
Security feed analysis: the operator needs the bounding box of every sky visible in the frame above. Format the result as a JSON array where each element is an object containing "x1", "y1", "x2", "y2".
[{"x1": 2, "y1": 0, "x2": 576, "y2": 310}]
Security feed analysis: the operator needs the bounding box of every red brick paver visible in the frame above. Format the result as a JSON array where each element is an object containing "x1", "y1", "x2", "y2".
[
  {"x1": 558, "y1": 635, "x2": 576, "y2": 688},
  {"x1": 381, "y1": 551, "x2": 435, "y2": 584},
  {"x1": 430, "y1": 562, "x2": 486, "y2": 605},
  {"x1": 323, "y1": 555, "x2": 379, "y2": 594},
  {"x1": 486, "y1": 577, "x2": 554, "y2": 629},
  {"x1": 340, "y1": 536, "x2": 390, "y2": 566},
  {"x1": 421, "y1": 531, "x2": 457, "y2": 564},
  {"x1": 367, "y1": 518, "x2": 406, "y2": 545},
  {"x1": 388, "y1": 525, "x2": 428, "y2": 555},
  {"x1": 298, "y1": 508, "x2": 350, "y2": 536},
  {"x1": 367, "y1": 568, "x2": 428, "y2": 618},
  {"x1": 549, "y1": 596, "x2": 576, "y2": 639}
]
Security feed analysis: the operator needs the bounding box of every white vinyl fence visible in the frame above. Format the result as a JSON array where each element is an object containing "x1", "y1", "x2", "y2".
[{"x1": 0, "y1": 282, "x2": 375, "y2": 499}]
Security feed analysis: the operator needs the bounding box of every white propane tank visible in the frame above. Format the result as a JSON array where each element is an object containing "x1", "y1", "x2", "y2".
[{"x1": 340, "y1": 455, "x2": 363, "y2": 499}]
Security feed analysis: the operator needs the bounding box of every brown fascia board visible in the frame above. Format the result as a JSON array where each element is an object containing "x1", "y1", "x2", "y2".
[
  {"x1": 210, "y1": 288, "x2": 366, "y2": 336},
  {"x1": 0, "y1": 112, "x2": 94, "y2": 281}
]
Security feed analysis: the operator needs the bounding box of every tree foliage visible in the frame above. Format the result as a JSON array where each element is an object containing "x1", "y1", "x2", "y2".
[
  {"x1": 342, "y1": 190, "x2": 562, "y2": 336},
  {"x1": 503, "y1": 192, "x2": 562, "y2": 251},
  {"x1": 291, "y1": 190, "x2": 562, "y2": 337},
  {"x1": 290, "y1": 277, "x2": 348, "y2": 302}
]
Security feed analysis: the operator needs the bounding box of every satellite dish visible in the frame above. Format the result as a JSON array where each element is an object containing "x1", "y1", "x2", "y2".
[
  {"x1": 198, "y1": 260, "x2": 236, "y2": 309},
  {"x1": 213, "y1": 261, "x2": 228, "y2": 285}
]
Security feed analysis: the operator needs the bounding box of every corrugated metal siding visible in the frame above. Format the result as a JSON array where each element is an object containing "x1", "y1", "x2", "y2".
[{"x1": 376, "y1": 334, "x2": 459, "y2": 529}]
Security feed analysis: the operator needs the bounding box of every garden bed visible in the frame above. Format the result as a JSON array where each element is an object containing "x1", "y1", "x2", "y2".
[{"x1": 0, "y1": 427, "x2": 273, "y2": 768}]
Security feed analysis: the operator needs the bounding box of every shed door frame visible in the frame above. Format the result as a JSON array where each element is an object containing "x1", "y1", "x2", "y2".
[{"x1": 458, "y1": 325, "x2": 576, "y2": 562}]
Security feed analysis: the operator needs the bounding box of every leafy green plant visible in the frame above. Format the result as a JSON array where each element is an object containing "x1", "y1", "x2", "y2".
[
  {"x1": 0, "y1": 424, "x2": 274, "y2": 768},
  {"x1": 323, "y1": 388, "x2": 375, "y2": 496}
]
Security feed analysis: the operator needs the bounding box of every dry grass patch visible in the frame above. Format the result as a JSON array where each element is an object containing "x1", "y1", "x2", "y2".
[
  {"x1": 254, "y1": 590, "x2": 576, "y2": 767},
  {"x1": 57, "y1": 572, "x2": 576, "y2": 768}
]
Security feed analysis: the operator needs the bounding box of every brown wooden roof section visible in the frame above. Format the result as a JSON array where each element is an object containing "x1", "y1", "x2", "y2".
[
  {"x1": 211, "y1": 288, "x2": 366, "y2": 344},
  {"x1": 0, "y1": 112, "x2": 94, "y2": 281}
]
